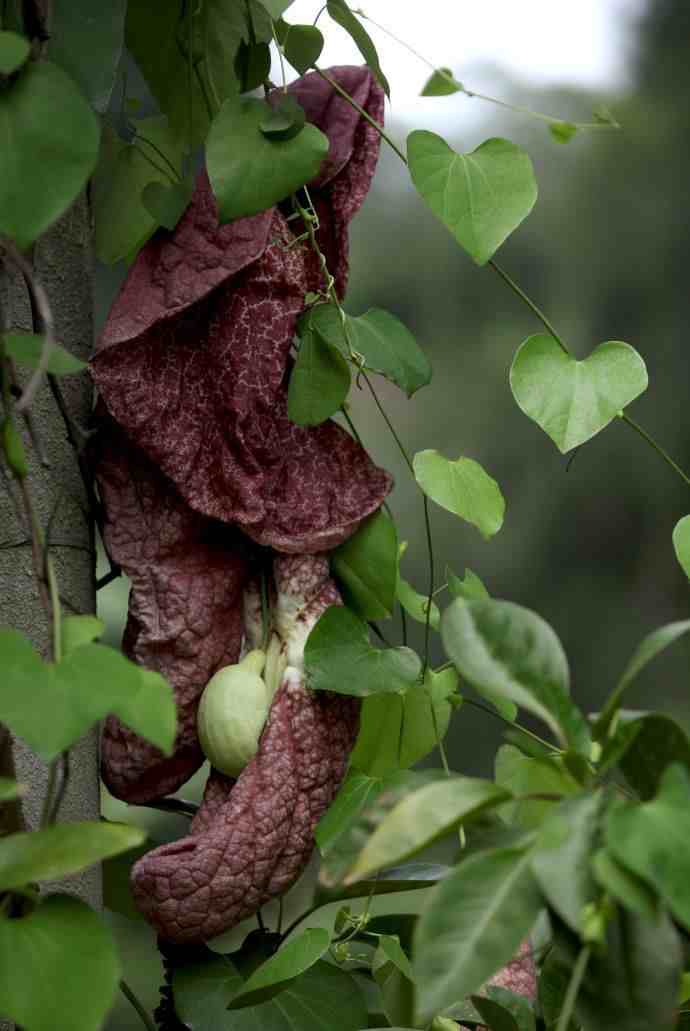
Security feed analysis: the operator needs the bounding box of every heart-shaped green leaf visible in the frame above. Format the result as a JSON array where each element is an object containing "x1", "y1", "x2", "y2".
[
  {"x1": 207, "y1": 96, "x2": 328, "y2": 222},
  {"x1": 0, "y1": 821, "x2": 145, "y2": 892},
  {"x1": 287, "y1": 320, "x2": 351, "y2": 427},
  {"x1": 413, "y1": 449, "x2": 505, "y2": 539},
  {"x1": 510, "y1": 334, "x2": 648, "y2": 453},
  {"x1": 407, "y1": 133, "x2": 537, "y2": 265},
  {"x1": 3, "y1": 333, "x2": 86, "y2": 376},
  {"x1": 0, "y1": 61, "x2": 100, "y2": 249},
  {"x1": 142, "y1": 177, "x2": 193, "y2": 231},
  {"x1": 421, "y1": 67, "x2": 462, "y2": 97},
  {"x1": 0, "y1": 629, "x2": 176, "y2": 761},
  {"x1": 0, "y1": 894, "x2": 121, "y2": 1031},
  {"x1": 0, "y1": 30, "x2": 30, "y2": 75},
  {"x1": 277, "y1": 22, "x2": 324, "y2": 75},
  {"x1": 305, "y1": 606, "x2": 421, "y2": 698},
  {"x1": 332, "y1": 509, "x2": 398, "y2": 621}
]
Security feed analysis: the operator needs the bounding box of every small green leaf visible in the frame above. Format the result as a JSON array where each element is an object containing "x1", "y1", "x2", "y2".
[
  {"x1": 607, "y1": 764, "x2": 690, "y2": 929},
  {"x1": 471, "y1": 995, "x2": 521, "y2": 1031},
  {"x1": 673, "y1": 516, "x2": 690, "y2": 579},
  {"x1": 413, "y1": 845, "x2": 542, "y2": 1024},
  {"x1": 2, "y1": 417, "x2": 27, "y2": 479},
  {"x1": 332, "y1": 510, "x2": 398, "y2": 621},
  {"x1": 49, "y1": 0, "x2": 127, "y2": 112},
  {"x1": 279, "y1": 23, "x2": 324, "y2": 75},
  {"x1": 591, "y1": 848, "x2": 659, "y2": 919},
  {"x1": 549, "y1": 120, "x2": 578, "y2": 144},
  {"x1": 60, "y1": 615, "x2": 105, "y2": 657},
  {"x1": 375, "y1": 935, "x2": 415, "y2": 983},
  {"x1": 396, "y1": 576, "x2": 440, "y2": 630},
  {"x1": 0, "y1": 777, "x2": 24, "y2": 802},
  {"x1": 595, "y1": 619, "x2": 690, "y2": 739},
  {"x1": 494, "y1": 745, "x2": 581, "y2": 829},
  {"x1": 228, "y1": 928, "x2": 331, "y2": 1009},
  {"x1": 305, "y1": 606, "x2": 422, "y2": 698},
  {"x1": 346, "y1": 776, "x2": 510, "y2": 883},
  {"x1": 207, "y1": 96, "x2": 329, "y2": 222},
  {"x1": 260, "y1": 95, "x2": 306, "y2": 140},
  {"x1": 288, "y1": 321, "x2": 351, "y2": 427},
  {"x1": 0, "y1": 61, "x2": 100, "y2": 250},
  {"x1": 510, "y1": 334, "x2": 648, "y2": 453},
  {"x1": 310, "y1": 303, "x2": 432, "y2": 397},
  {"x1": 441, "y1": 599, "x2": 589, "y2": 751},
  {"x1": 175, "y1": 954, "x2": 368, "y2": 1031},
  {"x1": 3, "y1": 333, "x2": 86, "y2": 376},
  {"x1": 414, "y1": 449, "x2": 505, "y2": 538},
  {"x1": 407, "y1": 133, "x2": 537, "y2": 265},
  {"x1": 0, "y1": 894, "x2": 121, "y2": 1031},
  {"x1": 349, "y1": 668, "x2": 457, "y2": 777},
  {"x1": 421, "y1": 67, "x2": 462, "y2": 96},
  {"x1": 447, "y1": 566, "x2": 489, "y2": 601},
  {"x1": 142, "y1": 176, "x2": 194, "y2": 231},
  {"x1": 531, "y1": 793, "x2": 602, "y2": 933},
  {"x1": 315, "y1": 770, "x2": 384, "y2": 855},
  {"x1": 93, "y1": 118, "x2": 184, "y2": 265},
  {"x1": 618, "y1": 714, "x2": 690, "y2": 800},
  {"x1": 234, "y1": 40, "x2": 271, "y2": 93},
  {"x1": 0, "y1": 821, "x2": 145, "y2": 891},
  {"x1": 0, "y1": 30, "x2": 30, "y2": 75},
  {"x1": 326, "y1": 0, "x2": 390, "y2": 96}
]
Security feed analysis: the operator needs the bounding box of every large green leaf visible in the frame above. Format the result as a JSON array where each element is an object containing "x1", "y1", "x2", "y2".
[
  {"x1": 619, "y1": 714, "x2": 690, "y2": 799},
  {"x1": 441, "y1": 599, "x2": 588, "y2": 751},
  {"x1": 510, "y1": 334, "x2": 648, "y2": 453},
  {"x1": 0, "y1": 61, "x2": 100, "y2": 250},
  {"x1": 413, "y1": 449, "x2": 505, "y2": 539},
  {"x1": 229, "y1": 929, "x2": 331, "y2": 1009},
  {"x1": 553, "y1": 908, "x2": 683, "y2": 1031},
  {"x1": 346, "y1": 776, "x2": 510, "y2": 883},
  {"x1": 310, "y1": 303, "x2": 432, "y2": 397},
  {"x1": 0, "y1": 629, "x2": 176, "y2": 761},
  {"x1": 315, "y1": 770, "x2": 385, "y2": 854},
  {"x1": 288, "y1": 318, "x2": 351, "y2": 426},
  {"x1": 413, "y1": 845, "x2": 542, "y2": 1024},
  {"x1": 207, "y1": 96, "x2": 328, "y2": 222},
  {"x1": 0, "y1": 894, "x2": 121, "y2": 1031},
  {"x1": 349, "y1": 668, "x2": 457, "y2": 776},
  {"x1": 305, "y1": 606, "x2": 421, "y2": 698},
  {"x1": 591, "y1": 848, "x2": 659, "y2": 918},
  {"x1": 126, "y1": 0, "x2": 210, "y2": 144},
  {"x1": 331, "y1": 510, "x2": 398, "y2": 621},
  {"x1": 326, "y1": 0, "x2": 389, "y2": 96},
  {"x1": 174, "y1": 954, "x2": 368, "y2": 1031},
  {"x1": 3, "y1": 333, "x2": 86, "y2": 376},
  {"x1": 93, "y1": 118, "x2": 184, "y2": 265},
  {"x1": 607, "y1": 764, "x2": 690, "y2": 929},
  {"x1": 0, "y1": 821, "x2": 145, "y2": 891},
  {"x1": 531, "y1": 792, "x2": 602, "y2": 933},
  {"x1": 594, "y1": 619, "x2": 690, "y2": 739},
  {"x1": 494, "y1": 745, "x2": 580, "y2": 829},
  {"x1": 49, "y1": 0, "x2": 127, "y2": 112},
  {"x1": 202, "y1": 0, "x2": 247, "y2": 107},
  {"x1": 407, "y1": 134, "x2": 537, "y2": 265}
]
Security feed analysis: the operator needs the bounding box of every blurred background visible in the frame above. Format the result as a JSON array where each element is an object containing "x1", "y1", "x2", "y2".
[{"x1": 97, "y1": 0, "x2": 690, "y2": 1022}]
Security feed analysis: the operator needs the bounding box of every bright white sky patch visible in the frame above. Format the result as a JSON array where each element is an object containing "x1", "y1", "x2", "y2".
[{"x1": 283, "y1": 0, "x2": 646, "y2": 102}]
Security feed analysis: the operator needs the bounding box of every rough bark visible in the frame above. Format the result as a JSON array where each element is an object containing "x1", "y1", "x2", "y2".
[{"x1": 0, "y1": 196, "x2": 98, "y2": 1031}]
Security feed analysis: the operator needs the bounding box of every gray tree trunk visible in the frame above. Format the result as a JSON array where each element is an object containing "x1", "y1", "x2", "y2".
[{"x1": 0, "y1": 196, "x2": 100, "y2": 1030}]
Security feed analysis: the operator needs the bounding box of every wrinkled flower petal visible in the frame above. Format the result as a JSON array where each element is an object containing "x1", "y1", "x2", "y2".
[
  {"x1": 93, "y1": 417, "x2": 250, "y2": 802},
  {"x1": 131, "y1": 556, "x2": 359, "y2": 942},
  {"x1": 91, "y1": 66, "x2": 391, "y2": 554}
]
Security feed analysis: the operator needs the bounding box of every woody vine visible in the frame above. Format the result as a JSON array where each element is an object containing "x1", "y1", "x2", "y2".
[{"x1": 2, "y1": 3, "x2": 690, "y2": 1031}]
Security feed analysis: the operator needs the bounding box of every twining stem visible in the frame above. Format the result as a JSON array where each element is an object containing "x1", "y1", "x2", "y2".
[
  {"x1": 488, "y1": 259, "x2": 570, "y2": 355},
  {"x1": 621, "y1": 412, "x2": 690, "y2": 489},
  {"x1": 314, "y1": 68, "x2": 407, "y2": 163},
  {"x1": 556, "y1": 945, "x2": 590, "y2": 1031},
  {"x1": 120, "y1": 980, "x2": 157, "y2": 1031},
  {"x1": 462, "y1": 694, "x2": 562, "y2": 754}
]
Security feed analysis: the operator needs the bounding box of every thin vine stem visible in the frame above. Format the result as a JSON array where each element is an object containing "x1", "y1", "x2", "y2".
[
  {"x1": 1, "y1": 238, "x2": 57, "y2": 412},
  {"x1": 488, "y1": 259, "x2": 570, "y2": 355},
  {"x1": 120, "y1": 980, "x2": 157, "y2": 1031},
  {"x1": 462, "y1": 694, "x2": 562, "y2": 754},
  {"x1": 556, "y1": 945, "x2": 590, "y2": 1031},
  {"x1": 314, "y1": 67, "x2": 407, "y2": 164},
  {"x1": 621, "y1": 412, "x2": 690, "y2": 489}
]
